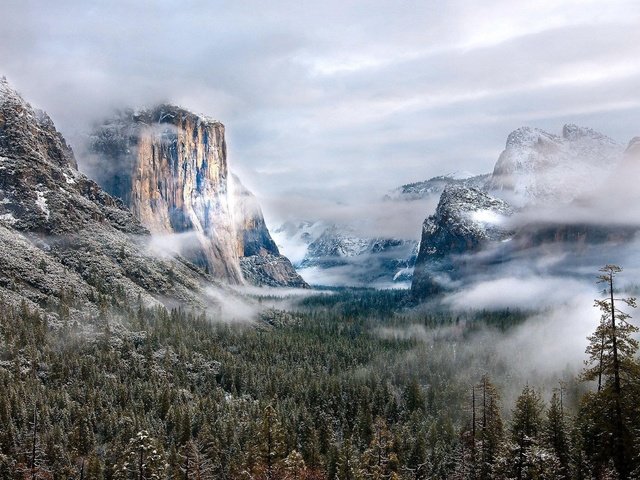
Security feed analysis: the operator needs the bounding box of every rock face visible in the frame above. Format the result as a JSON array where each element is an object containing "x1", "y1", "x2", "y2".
[
  {"x1": 411, "y1": 185, "x2": 514, "y2": 297},
  {"x1": 229, "y1": 175, "x2": 307, "y2": 288},
  {"x1": 88, "y1": 107, "x2": 307, "y2": 288},
  {"x1": 0, "y1": 78, "x2": 219, "y2": 318}
]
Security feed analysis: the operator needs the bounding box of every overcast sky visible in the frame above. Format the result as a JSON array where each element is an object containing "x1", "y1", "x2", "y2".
[{"x1": 2, "y1": 0, "x2": 640, "y2": 226}]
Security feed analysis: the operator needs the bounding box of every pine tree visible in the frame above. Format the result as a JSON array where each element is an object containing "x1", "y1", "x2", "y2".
[
  {"x1": 335, "y1": 437, "x2": 363, "y2": 480},
  {"x1": 543, "y1": 391, "x2": 570, "y2": 478},
  {"x1": 113, "y1": 430, "x2": 167, "y2": 480},
  {"x1": 258, "y1": 405, "x2": 286, "y2": 480},
  {"x1": 477, "y1": 375, "x2": 503, "y2": 478},
  {"x1": 361, "y1": 417, "x2": 398, "y2": 480},
  {"x1": 581, "y1": 265, "x2": 639, "y2": 479},
  {"x1": 508, "y1": 385, "x2": 544, "y2": 480},
  {"x1": 179, "y1": 439, "x2": 214, "y2": 480},
  {"x1": 283, "y1": 450, "x2": 306, "y2": 480}
]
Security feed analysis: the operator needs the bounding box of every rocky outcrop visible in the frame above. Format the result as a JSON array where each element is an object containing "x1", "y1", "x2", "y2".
[
  {"x1": 88, "y1": 106, "x2": 307, "y2": 288},
  {"x1": 240, "y1": 254, "x2": 309, "y2": 288},
  {"x1": 411, "y1": 185, "x2": 514, "y2": 297},
  {"x1": 229, "y1": 174, "x2": 308, "y2": 287}
]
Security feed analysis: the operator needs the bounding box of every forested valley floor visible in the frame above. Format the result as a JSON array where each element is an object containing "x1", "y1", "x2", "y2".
[{"x1": 0, "y1": 285, "x2": 639, "y2": 479}]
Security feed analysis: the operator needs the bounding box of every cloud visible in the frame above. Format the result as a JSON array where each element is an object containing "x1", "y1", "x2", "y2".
[
  {"x1": 1, "y1": 1, "x2": 639, "y2": 236},
  {"x1": 443, "y1": 275, "x2": 594, "y2": 311}
]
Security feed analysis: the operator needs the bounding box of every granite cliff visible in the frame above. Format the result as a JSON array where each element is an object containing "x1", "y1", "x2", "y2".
[
  {"x1": 411, "y1": 185, "x2": 514, "y2": 297},
  {"x1": 88, "y1": 107, "x2": 307, "y2": 288}
]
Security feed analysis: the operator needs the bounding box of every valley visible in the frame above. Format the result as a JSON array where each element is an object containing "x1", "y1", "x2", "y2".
[{"x1": 1, "y1": 6, "x2": 640, "y2": 476}]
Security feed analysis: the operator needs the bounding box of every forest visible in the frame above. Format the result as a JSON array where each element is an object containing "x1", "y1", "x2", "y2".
[{"x1": 0, "y1": 267, "x2": 639, "y2": 480}]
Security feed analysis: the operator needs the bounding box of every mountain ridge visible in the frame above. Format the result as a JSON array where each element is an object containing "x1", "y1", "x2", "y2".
[{"x1": 411, "y1": 123, "x2": 638, "y2": 299}]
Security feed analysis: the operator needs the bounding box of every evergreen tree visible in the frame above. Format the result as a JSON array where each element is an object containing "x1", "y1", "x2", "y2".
[
  {"x1": 179, "y1": 439, "x2": 214, "y2": 480},
  {"x1": 543, "y1": 391, "x2": 570, "y2": 478},
  {"x1": 507, "y1": 385, "x2": 544, "y2": 480},
  {"x1": 258, "y1": 405, "x2": 286, "y2": 480},
  {"x1": 581, "y1": 265, "x2": 639, "y2": 479},
  {"x1": 283, "y1": 449, "x2": 307, "y2": 480},
  {"x1": 113, "y1": 430, "x2": 167, "y2": 480},
  {"x1": 361, "y1": 417, "x2": 398, "y2": 479},
  {"x1": 477, "y1": 376, "x2": 503, "y2": 478},
  {"x1": 335, "y1": 437, "x2": 363, "y2": 480}
]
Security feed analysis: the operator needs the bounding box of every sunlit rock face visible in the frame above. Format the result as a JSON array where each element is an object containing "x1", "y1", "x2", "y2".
[{"x1": 89, "y1": 106, "x2": 307, "y2": 287}]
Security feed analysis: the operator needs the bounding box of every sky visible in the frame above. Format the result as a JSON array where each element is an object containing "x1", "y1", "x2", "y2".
[{"x1": 2, "y1": 0, "x2": 640, "y2": 228}]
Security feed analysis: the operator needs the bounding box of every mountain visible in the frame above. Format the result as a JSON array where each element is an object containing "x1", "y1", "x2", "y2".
[
  {"x1": 411, "y1": 124, "x2": 637, "y2": 299},
  {"x1": 87, "y1": 107, "x2": 307, "y2": 288},
  {"x1": 385, "y1": 173, "x2": 491, "y2": 201},
  {"x1": 273, "y1": 222, "x2": 417, "y2": 286},
  {"x1": 0, "y1": 78, "x2": 232, "y2": 319},
  {"x1": 487, "y1": 124, "x2": 623, "y2": 206},
  {"x1": 411, "y1": 185, "x2": 514, "y2": 296}
]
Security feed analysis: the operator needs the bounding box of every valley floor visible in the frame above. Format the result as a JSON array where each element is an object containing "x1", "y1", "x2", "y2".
[{"x1": 0, "y1": 288, "x2": 638, "y2": 479}]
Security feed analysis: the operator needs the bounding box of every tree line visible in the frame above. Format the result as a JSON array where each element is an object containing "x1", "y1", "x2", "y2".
[{"x1": 0, "y1": 266, "x2": 638, "y2": 479}]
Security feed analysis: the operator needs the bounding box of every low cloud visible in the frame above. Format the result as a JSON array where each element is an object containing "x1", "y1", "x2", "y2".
[
  {"x1": 443, "y1": 275, "x2": 593, "y2": 311},
  {"x1": 146, "y1": 231, "x2": 203, "y2": 258},
  {"x1": 203, "y1": 285, "x2": 260, "y2": 323}
]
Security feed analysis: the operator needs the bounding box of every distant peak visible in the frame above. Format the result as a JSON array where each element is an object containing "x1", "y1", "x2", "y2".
[
  {"x1": 625, "y1": 136, "x2": 640, "y2": 156},
  {"x1": 505, "y1": 126, "x2": 557, "y2": 149},
  {"x1": 562, "y1": 123, "x2": 614, "y2": 143}
]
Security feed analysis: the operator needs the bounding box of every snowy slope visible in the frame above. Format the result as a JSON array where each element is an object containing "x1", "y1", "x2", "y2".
[{"x1": 488, "y1": 124, "x2": 623, "y2": 206}]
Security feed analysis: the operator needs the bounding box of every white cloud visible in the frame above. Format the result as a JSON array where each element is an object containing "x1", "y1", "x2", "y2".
[
  {"x1": 1, "y1": 0, "x2": 639, "y2": 232},
  {"x1": 444, "y1": 276, "x2": 594, "y2": 311}
]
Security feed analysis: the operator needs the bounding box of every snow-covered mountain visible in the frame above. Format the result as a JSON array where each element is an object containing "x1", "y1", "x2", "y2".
[
  {"x1": 273, "y1": 221, "x2": 417, "y2": 287},
  {"x1": 385, "y1": 173, "x2": 491, "y2": 201},
  {"x1": 411, "y1": 124, "x2": 638, "y2": 299},
  {"x1": 487, "y1": 124, "x2": 623, "y2": 206},
  {"x1": 0, "y1": 78, "x2": 220, "y2": 314}
]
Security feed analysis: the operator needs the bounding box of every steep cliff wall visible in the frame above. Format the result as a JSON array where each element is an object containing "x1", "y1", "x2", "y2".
[
  {"x1": 89, "y1": 107, "x2": 243, "y2": 283},
  {"x1": 89, "y1": 107, "x2": 307, "y2": 287},
  {"x1": 411, "y1": 185, "x2": 514, "y2": 298}
]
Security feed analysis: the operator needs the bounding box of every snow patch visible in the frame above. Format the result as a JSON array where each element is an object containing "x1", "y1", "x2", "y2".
[
  {"x1": 62, "y1": 172, "x2": 76, "y2": 184},
  {"x1": 0, "y1": 213, "x2": 16, "y2": 225},
  {"x1": 35, "y1": 191, "x2": 50, "y2": 219},
  {"x1": 470, "y1": 209, "x2": 504, "y2": 224}
]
